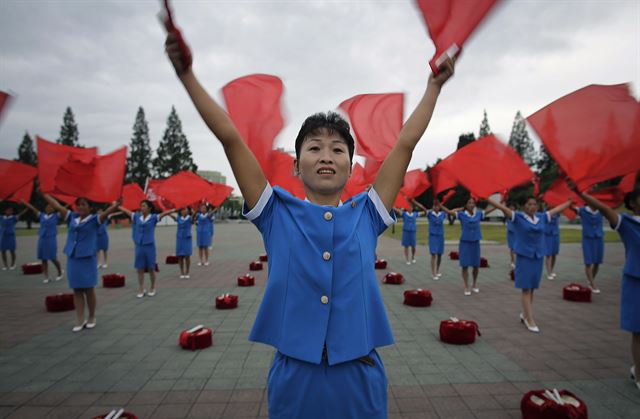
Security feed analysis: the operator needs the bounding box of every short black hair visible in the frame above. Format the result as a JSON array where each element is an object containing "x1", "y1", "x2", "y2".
[
  {"x1": 522, "y1": 195, "x2": 538, "y2": 206},
  {"x1": 624, "y1": 188, "x2": 640, "y2": 210},
  {"x1": 140, "y1": 199, "x2": 154, "y2": 211},
  {"x1": 294, "y1": 112, "x2": 355, "y2": 162}
]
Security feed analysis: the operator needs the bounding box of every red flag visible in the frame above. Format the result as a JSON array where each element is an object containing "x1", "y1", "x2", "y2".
[
  {"x1": 222, "y1": 74, "x2": 284, "y2": 171},
  {"x1": 532, "y1": 176, "x2": 540, "y2": 197},
  {"x1": 6, "y1": 181, "x2": 34, "y2": 204},
  {"x1": 206, "y1": 183, "x2": 234, "y2": 207},
  {"x1": 122, "y1": 183, "x2": 147, "y2": 211},
  {"x1": 264, "y1": 150, "x2": 306, "y2": 199},
  {"x1": 54, "y1": 146, "x2": 127, "y2": 203},
  {"x1": 155, "y1": 171, "x2": 214, "y2": 209},
  {"x1": 443, "y1": 135, "x2": 534, "y2": 199},
  {"x1": 342, "y1": 163, "x2": 371, "y2": 201},
  {"x1": 401, "y1": 169, "x2": 430, "y2": 199},
  {"x1": 146, "y1": 179, "x2": 172, "y2": 210},
  {"x1": 37, "y1": 136, "x2": 98, "y2": 194},
  {"x1": 527, "y1": 84, "x2": 640, "y2": 191},
  {"x1": 415, "y1": 0, "x2": 500, "y2": 74},
  {"x1": 441, "y1": 189, "x2": 456, "y2": 205},
  {"x1": 0, "y1": 91, "x2": 12, "y2": 124},
  {"x1": 541, "y1": 177, "x2": 583, "y2": 221},
  {"x1": 339, "y1": 93, "x2": 403, "y2": 163},
  {"x1": 589, "y1": 172, "x2": 639, "y2": 208},
  {"x1": 394, "y1": 192, "x2": 412, "y2": 210},
  {"x1": 0, "y1": 159, "x2": 37, "y2": 200},
  {"x1": 429, "y1": 160, "x2": 458, "y2": 195},
  {"x1": 160, "y1": 0, "x2": 192, "y2": 70},
  {"x1": 618, "y1": 171, "x2": 638, "y2": 193}
]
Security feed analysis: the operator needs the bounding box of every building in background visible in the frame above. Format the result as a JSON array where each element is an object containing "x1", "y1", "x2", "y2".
[{"x1": 198, "y1": 170, "x2": 227, "y2": 185}]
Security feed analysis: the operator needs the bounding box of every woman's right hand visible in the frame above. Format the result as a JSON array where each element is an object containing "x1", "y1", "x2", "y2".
[{"x1": 165, "y1": 32, "x2": 192, "y2": 76}]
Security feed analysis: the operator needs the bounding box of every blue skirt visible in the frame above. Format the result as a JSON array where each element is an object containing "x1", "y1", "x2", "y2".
[
  {"x1": 134, "y1": 244, "x2": 156, "y2": 269},
  {"x1": 37, "y1": 236, "x2": 57, "y2": 260},
  {"x1": 196, "y1": 230, "x2": 212, "y2": 248},
  {"x1": 96, "y1": 233, "x2": 109, "y2": 251},
  {"x1": 0, "y1": 233, "x2": 16, "y2": 251},
  {"x1": 67, "y1": 255, "x2": 97, "y2": 289},
  {"x1": 582, "y1": 237, "x2": 604, "y2": 265},
  {"x1": 459, "y1": 240, "x2": 480, "y2": 268},
  {"x1": 176, "y1": 236, "x2": 192, "y2": 256},
  {"x1": 428, "y1": 234, "x2": 444, "y2": 255},
  {"x1": 401, "y1": 230, "x2": 416, "y2": 247},
  {"x1": 268, "y1": 350, "x2": 387, "y2": 419},
  {"x1": 544, "y1": 234, "x2": 559, "y2": 256},
  {"x1": 514, "y1": 254, "x2": 543, "y2": 289},
  {"x1": 507, "y1": 230, "x2": 515, "y2": 250},
  {"x1": 621, "y1": 274, "x2": 640, "y2": 333}
]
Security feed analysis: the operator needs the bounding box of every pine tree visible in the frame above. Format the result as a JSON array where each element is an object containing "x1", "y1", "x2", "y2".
[
  {"x1": 456, "y1": 132, "x2": 475, "y2": 150},
  {"x1": 153, "y1": 106, "x2": 197, "y2": 178},
  {"x1": 57, "y1": 107, "x2": 81, "y2": 146},
  {"x1": 508, "y1": 111, "x2": 536, "y2": 167},
  {"x1": 478, "y1": 109, "x2": 492, "y2": 138},
  {"x1": 16, "y1": 131, "x2": 37, "y2": 166},
  {"x1": 126, "y1": 107, "x2": 153, "y2": 187}
]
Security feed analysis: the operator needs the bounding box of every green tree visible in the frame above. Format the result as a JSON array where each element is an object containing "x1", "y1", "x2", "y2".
[
  {"x1": 17, "y1": 131, "x2": 37, "y2": 166},
  {"x1": 478, "y1": 109, "x2": 492, "y2": 138},
  {"x1": 57, "y1": 107, "x2": 81, "y2": 146},
  {"x1": 508, "y1": 111, "x2": 536, "y2": 167},
  {"x1": 153, "y1": 106, "x2": 197, "y2": 178},
  {"x1": 126, "y1": 107, "x2": 153, "y2": 188},
  {"x1": 456, "y1": 132, "x2": 475, "y2": 150}
]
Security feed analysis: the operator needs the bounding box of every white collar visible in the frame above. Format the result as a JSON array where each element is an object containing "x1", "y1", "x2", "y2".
[
  {"x1": 43, "y1": 213, "x2": 54, "y2": 219},
  {"x1": 304, "y1": 197, "x2": 343, "y2": 207},
  {"x1": 139, "y1": 213, "x2": 152, "y2": 222},
  {"x1": 180, "y1": 215, "x2": 190, "y2": 221},
  {"x1": 630, "y1": 214, "x2": 640, "y2": 223},
  {"x1": 585, "y1": 206, "x2": 599, "y2": 215},
  {"x1": 3, "y1": 215, "x2": 12, "y2": 219},
  {"x1": 523, "y1": 212, "x2": 539, "y2": 224},
  {"x1": 75, "y1": 214, "x2": 94, "y2": 225},
  {"x1": 465, "y1": 209, "x2": 477, "y2": 217},
  {"x1": 431, "y1": 210, "x2": 441, "y2": 215}
]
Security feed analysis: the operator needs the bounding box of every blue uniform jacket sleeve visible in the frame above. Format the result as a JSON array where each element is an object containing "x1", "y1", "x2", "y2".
[{"x1": 243, "y1": 184, "x2": 276, "y2": 238}]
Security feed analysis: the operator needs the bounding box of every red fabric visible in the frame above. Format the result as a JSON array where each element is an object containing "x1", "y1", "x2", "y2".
[
  {"x1": 45, "y1": 294, "x2": 75, "y2": 312},
  {"x1": 222, "y1": 74, "x2": 284, "y2": 171},
  {"x1": 533, "y1": 176, "x2": 540, "y2": 197},
  {"x1": 162, "y1": 0, "x2": 192, "y2": 69},
  {"x1": 442, "y1": 135, "x2": 534, "y2": 199},
  {"x1": 401, "y1": 169, "x2": 431, "y2": 199},
  {"x1": 541, "y1": 177, "x2": 583, "y2": 221},
  {"x1": 375, "y1": 259, "x2": 388, "y2": 270},
  {"x1": 0, "y1": 91, "x2": 11, "y2": 122},
  {"x1": 403, "y1": 289, "x2": 433, "y2": 307},
  {"x1": 394, "y1": 193, "x2": 411, "y2": 210},
  {"x1": 6, "y1": 180, "x2": 34, "y2": 204},
  {"x1": 0, "y1": 159, "x2": 37, "y2": 201},
  {"x1": 342, "y1": 163, "x2": 370, "y2": 201},
  {"x1": 527, "y1": 84, "x2": 640, "y2": 191},
  {"x1": 22, "y1": 263, "x2": 43, "y2": 275},
  {"x1": 154, "y1": 172, "x2": 213, "y2": 209},
  {"x1": 237, "y1": 275, "x2": 255, "y2": 287},
  {"x1": 439, "y1": 319, "x2": 480, "y2": 345},
  {"x1": 215, "y1": 294, "x2": 239, "y2": 309},
  {"x1": 563, "y1": 283, "x2": 592, "y2": 303},
  {"x1": 590, "y1": 171, "x2": 638, "y2": 208},
  {"x1": 265, "y1": 150, "x2": 305, "y2": 199},
  {"x1": 618, "y1": 171, "x2": 638, "y2": 193},
  {"x1": 179, "y1": 327, "x2": 213, "y2": 350},
  {"x1": 53, "y1": 146, "x2": 127, "y2": 203},
  {"x1": 415, "y1": 0, "x2": 500, "y2": 74},
  {"x1": 102, "y1": 274, "x2": 125, "y2": 288},
  {"x1": 259, "y1": 254, "x2": 268, "y2": 262},
  {"x1": 383, "y1": 272, "x2": 405, "y2": 284},
  {"x1": 146, "y1": 179, "x2": 172, "y2": 210},
  {"x1": 429, "y1": 161, "x2": 458, "y2": 195},
  {"x1": 339, "y1": 93, "x2": 403, "y2": 162},
  {"x1": 249, "y1": 261, "x2": 263, "y2": 271},
  {"x1": 441, "y1": 189, "x2": 456, "y2": 204},
  {"x1": 206, "y1": 183, "x2": 234, "y2": 207},
  {"x1": 521, "y1": 389, "x2": 588, "y2": 419},
  {"x1": 165, "y1": 255, "x2": 179, "y2": 264},
  {"x1": 449, "y1": 251, "x2": 459, "y2": 260},
  {"x1": 37, "y1": 136, "x2": 98, "y2": 194},
  {"x1": 122, "y1": 183, "x2": 147, "y2": 211}
]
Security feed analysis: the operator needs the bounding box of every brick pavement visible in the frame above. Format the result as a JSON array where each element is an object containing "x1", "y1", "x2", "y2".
[{"x1": 0, "y1": 222, "x2": 638, "y2": 418}]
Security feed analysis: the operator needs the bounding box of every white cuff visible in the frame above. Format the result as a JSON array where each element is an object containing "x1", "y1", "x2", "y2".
[
  {"x1": 368, "y1": 187, "x2": 396, "y2": 227},
  {"x1": 510, "y1": 212, "x2": 516, "y2": 222},
  {"x1": 545, "y1": 211, "x2": 552, "y2": 223},
  {"x1": 243, "y1": 184, "x2": 273, "y2": 221},
  {"x1": 613, "y1": 214, "x2": 622, "y2": 231}
]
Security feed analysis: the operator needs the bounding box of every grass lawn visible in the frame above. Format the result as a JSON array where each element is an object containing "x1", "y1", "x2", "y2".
[{"x1": 385, "y1": 221, "x2": 620, "y2": 245}]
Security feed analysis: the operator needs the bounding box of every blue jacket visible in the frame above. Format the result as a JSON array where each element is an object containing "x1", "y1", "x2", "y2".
[
  {"x1": 1, "y1": 215, "x2": 17, "y2": 237},
  {"x1": 458, "y1": 210, "x2": 484, "y2": 242},
  {"x1": 512, "y1": 211, "x2": 547, "y2": 259},
  {"x1": 579, "y1": 207, "x2": 603, "y2": 239},
  {"x1": 38, "y1": 213, "x2": 59, "y2": 238},
  {"x1": 132, "y1": 213, "x2": 158, "y2": 246},
  {"x1": 427, "y1": 210, "x2": 446, "y2": 236},
  {"x1": 402, "y1": 211, "x2": 418, "y2": 232},
  {"x1": 545, "y1": 213, "x2": 560, "y2": 236},
  {"x1": 64, "y1": 213, "x2": 99, "y2": 258},
  {"x1": 176, "y1": 215, "x2": 192, "y2": 239},
  {"x1": 244, "y1": 185, "x2": 396, "y2": 366},
  {"x1": 615, "y1": 214, "x2": 640, "y2": 279},
  {"x1": 196, "y1": 213, "x2": 214, "y2": 235}
]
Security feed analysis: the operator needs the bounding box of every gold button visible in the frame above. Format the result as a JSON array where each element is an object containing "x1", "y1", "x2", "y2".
[
  {"x1": 321, "y1": 295, "x2": 329, "y2": 304},
  {"x1": 322, "y1": 251, "x2": 331, "y2": 261},
  {"x1": 324, "y1": 211, "x2": 333, "y2": 221}
]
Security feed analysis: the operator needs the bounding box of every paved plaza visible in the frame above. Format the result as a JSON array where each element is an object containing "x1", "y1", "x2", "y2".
[{"x1": 0, "y1": 222, "x2": 638, "y2": 418}]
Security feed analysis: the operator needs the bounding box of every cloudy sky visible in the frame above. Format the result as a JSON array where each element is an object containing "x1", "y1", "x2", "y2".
[{"x1": 1, "y1": 0, "x2": 638, "y2": 194}]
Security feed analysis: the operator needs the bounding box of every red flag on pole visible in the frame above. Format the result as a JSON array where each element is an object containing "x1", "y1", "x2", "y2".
[
  {"x1": 394, "y1": 192, "x2": 412, "y2": 211},
  {"x1": 222, "y1": 74, "x2": 285, "y2": 171},
  {"x1": 527, "y1": 84, "x2": 640, "y2": 191},
  {"x1": 160, "y1": 0, "x2": 192, "y2": 70},
  {"x1": 541, "y1": 177, "x2": 584, "y2": 221},
  {"x1": 36, "y1": 136, "x2": 98, "y2": 194},
  {"x1": 121, "y1": 183, "x2": 147, "y2": 211},
  {"x1": 415, "y1": 0, "x2": 500, "y2": 74},
  {"x1": 429, "y1": 160, "x2": 458, "y2": 195},
  {"x1": 401, "y1": 169, "x2": 431, "y2": 199},
  {"x1": 206, "y1": 183, "x2": 234, "y2": 207},
  {"x1": 0, "y1": 159, "x2": 37, "y2": 200}
]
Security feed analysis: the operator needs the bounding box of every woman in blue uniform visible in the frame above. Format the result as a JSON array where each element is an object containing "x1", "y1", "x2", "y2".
[
  {"x1": 22, "y1": 199, "x2": 64, "y2": 283},
  {"x1": 165, "y1": 30, "x2": 454, "y2": 419},
  {"x1": 487, "y1": 196, "x2": 572, "y2": 332},
  {"x1": 0, "y1": 202, "x2": 28, "y2": 270},
  {"x1": 578, "y1": 188, "x2": 640, "y2": 391},
  {"x1": 195, "y1": 204, "x2": 215, "y2": 266},
  {"x1": 413, "y1": 199, "x2": 457, "y2": 279},
  {"x1": 456, "y1": 197, "x2": 496, "y2": 296},
  {"x1": 43, "y1": 194, "x2": 120, "y2": 332},
  {"x1": 394, "y1": 207, "x2": 420, "y2": 264},
  {"x1": 544, "y1": 208, "x2": 561, "y2": 280},
  {"x1": 165, "y1": 207, "x2": 193, "y2": 279},
  {"x1": 118, "y1": 201, "x2": 173, "y2": 298},
  {"x1": 96, "y1": 209, "x2": 119, "y2": 269},
  {"x1": 574, "y1": 204, "x2": 604, "y2": 293},
  {"x1": 506, "y1": 202, "x2": 517, "y2": 269}
]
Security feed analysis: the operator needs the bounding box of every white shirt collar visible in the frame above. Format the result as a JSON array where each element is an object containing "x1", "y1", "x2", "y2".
[
  {"x1": 139, "y1": 213, "x2": 152, "y2": 222},
  {"x1": 43, "y1": 213, "x2": 54, "y2": 219},
  {"x1": 585, "y1": 206, "x2": 599, "y2": 215},
  {"x1": 523, "y1": 212, "x2": 539, "y2": 224},
  {"x1": 180, "y1": 215, "x2": 190, "y2": 221},
  {"x1": 304, "y1": 197, "x2": 343, "y2": 207},
  {"x1": 465, "y1": 209, "x2": 477, "y2": 217},
  {"x1": 75, "y1": 214, "x2": 94, "y2": 225}
]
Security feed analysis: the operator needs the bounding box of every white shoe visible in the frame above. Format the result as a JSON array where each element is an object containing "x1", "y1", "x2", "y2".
[
  {"x1": 510, "y1": 263, "x2": 515, "y2": 269},
  {"x1": 204, "y1": 262, "x2": 210, "y2": 266},
  {"x1": 589, "y1": 285, "x2": 601, "y2": 294},
  {"x1": 55, "y1": 273, "x2": 63, "y2": 281},
  {"x1": 43, "y1": 278, "x2": 51, "y2": 284},
  {"x1": 436, "y1": 273, "x2": 442, "y2": 278},
  {"x1": 85, "y1": 320, "x2": 96, "y2": 329},
  {"x1": 472, "y1": 288, "x2": 480, "y2": 293},
  {"x1": 406, "y1": 261, "x2": 411, "y2": 265},
  {"x1": 631, "y1": 366, "x2": 636, "y2": 381},
  {"x1": 97, "y1": 264, "x2": 101, "y2": 269},
  {"x1": 464, "y1": 290, "x2": 471, "y2": 296},
  {"x1": 1, "y1": 267, "x2": 6, "y2": 271},
  {"x1": 551, "y1": 272, "x2": 557, "y2": 278},
  {"x1": 72, "y1": 322, "x2": 86, "y2": 333},
  {"x1": 148, "y1": 289, "x2": 156, "y2": 297},
  {"x1": 547, "y1": 275, "x2": 554, "y2": 280},
  {"x1": 102, "y1": 264, "x2": 108, "y2": 269},
  {"x1": 185, "y1": 275, "x2": 190, "y2": 279},
  {"x1": 136, "y1": 290, "x2": 146, "y2": 298},
  {"x1": 9, "y1": 265, "x2": 16, "y2": 270},
  {"x1": 433, "y1": 276, "x2": 439, "y2": 281},
  {"x1": 180, "y1": 275, "x2": 185, "y2": 279},
  {"x1": 522, "y1": 315, "x2": 540, "y2": 333},
  {"x1": 197, "y1": 262, "x2": 202, "y2": 266},
  {"x1": 411, "y1": 259, "x2": 416, "y2": 264}
]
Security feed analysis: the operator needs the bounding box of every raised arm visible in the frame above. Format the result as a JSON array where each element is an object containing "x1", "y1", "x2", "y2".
[
  {"x1": 158, "y1": 208, "x2": 176, "y2": 221},
  {"x1": 42, "y1": 194, "x2": 69, "y2": 220},
  {"x1": 118, "y1": 206, "x2": 133, "y2": 219},
  {"x1": 20, "y1": 200, "x2": 40, "y2": 217},
  {"x1": 165, "y1": 34, "x2": 266, "y2": 210},
  {"x1": 98, "y1": 200, "x2": 121, "y2": 224},
  {"x1": 16, "y1": 202, "x2": 31, "y2": 218},
  {"x1": 484, "y1": 204, "x2": 498, "y2": 217},
  {"x1": 577, "y1": 193, "x2": 619, "y2": 227},
  {"x1": 486, "y1": 197, "x2": 513, "y2": 220},
  {"x1": 373, "y1": 59, "x2": 455, "y2": 210},
  {"x1": 440, "y1": 205, "x2": 459, "y2": 216},
  {"x1": 548, "y1": 199, "x2": 573, "y2": 218},
  {"x1": 411, "y1": 199, "x2": 427, "y2": 215}
]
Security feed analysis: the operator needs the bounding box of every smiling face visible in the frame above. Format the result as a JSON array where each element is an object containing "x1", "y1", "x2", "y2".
[
  {"x1": 199, "y1": 204, "x2": 207, "y2": 214},
  {"x1": 76, "y1": 198, "x2": 90, "y2": 217},
  {"x1": 524, "y1": 197, "x2": 538, "y2": 216},
  {"x1": 295, "y1": 128, "x2": 352, "y2": 200},
  {"x1": 140, "y1": 201, "x2": 152, "y2": 215},
  {"x1": 433, "y1": 201, "x2": 441, "y2": 212},
  {"x1": 180, "y1": 208, "x2": 189, "y2": 217},
  {"x1": 465, "y1": 198, "x2": 476, "y2": 213},
  {"x1": 44, "y1": 204, "x2": 55, "y2": 215}
]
